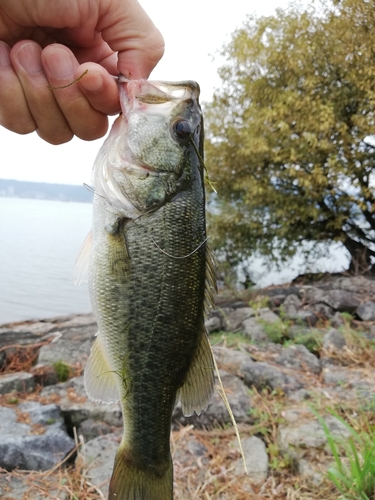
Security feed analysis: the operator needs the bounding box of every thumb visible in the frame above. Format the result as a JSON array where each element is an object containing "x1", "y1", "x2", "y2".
[{"x1": 98, "y1": 0, "x2": 164, "y2": 79}]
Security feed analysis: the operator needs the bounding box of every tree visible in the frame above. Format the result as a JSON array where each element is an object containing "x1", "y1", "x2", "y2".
[{"x1": 205, "y1": 0, "x2": 375, "y2": 275}]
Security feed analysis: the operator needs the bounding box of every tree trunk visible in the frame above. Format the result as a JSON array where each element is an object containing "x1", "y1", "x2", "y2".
[{"x1": 343, "y1": 237, "x2": 374, "y2": 274}]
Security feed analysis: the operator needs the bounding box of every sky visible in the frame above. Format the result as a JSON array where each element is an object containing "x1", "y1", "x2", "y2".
[{"x1": 0, "y1": 0, "x2": 293, "y2": 186}]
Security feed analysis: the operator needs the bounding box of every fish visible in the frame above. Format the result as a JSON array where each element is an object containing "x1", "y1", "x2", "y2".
[{"x1": 75, "y1": 79, "x2": 217, "y2": 500}]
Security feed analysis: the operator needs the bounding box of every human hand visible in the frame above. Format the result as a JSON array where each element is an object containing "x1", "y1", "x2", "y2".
[{"x1": 0, "y1": 0, "x2": 164, "y2": 144}]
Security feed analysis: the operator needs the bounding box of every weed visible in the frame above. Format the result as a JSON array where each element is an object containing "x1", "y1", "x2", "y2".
[
  {"x1": 262, "y1": 318, "x2": 290, "y2": 344},
  {"x1": 53, "y1": 360, "x2": 71, "y2": 382},
  {"x1": 7, "y1": 397, "x2": 19, "y2": 404},
  {"x1": 209, "y1": 331, "x2": 250, "y2": 349},
  {"x1": 317, "y1": 409, "x2": 375, "y2": 499}
]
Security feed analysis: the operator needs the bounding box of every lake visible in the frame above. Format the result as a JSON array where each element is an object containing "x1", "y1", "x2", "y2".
[
  {"x1": 0, "y1": 197, "x2": 350, "y2": 325},
  {"x1": 0, "y1": 197, "x2": 92, "y2": 324}
]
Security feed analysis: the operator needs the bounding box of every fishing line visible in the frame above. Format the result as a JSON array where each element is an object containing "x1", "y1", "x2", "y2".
[
  {"x1": 151, "y1": 236, "x2": 208, "y2": 259},
  {"x1": 189, "y1": 135, "x2": 217, "y2": 193}
]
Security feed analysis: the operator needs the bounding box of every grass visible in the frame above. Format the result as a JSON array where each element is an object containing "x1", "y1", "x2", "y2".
[{"x1": 317, "y1": 409, "x2": 375, "y2": 500}]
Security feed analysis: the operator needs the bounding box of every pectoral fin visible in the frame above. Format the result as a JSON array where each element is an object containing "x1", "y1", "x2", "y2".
[
  {"x1": 73, "y1": 231, "x2": 92, "y2": 285},
  {"x1": 177, "y1": 328, "x2": 215, "y2": 416},
  {"x1": 84, "y1": 332, "x2": 119, "y2": 404}
]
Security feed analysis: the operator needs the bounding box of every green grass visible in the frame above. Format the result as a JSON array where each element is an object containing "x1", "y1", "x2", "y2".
[
  {"x1": 209, "y1": 331, "x2": 250, "y2": 348},
  {"x1": 317, "y1": 410, "x2": 375, "y2": 499}
]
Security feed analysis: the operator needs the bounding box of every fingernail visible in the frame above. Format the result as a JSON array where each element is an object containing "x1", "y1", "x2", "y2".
[
  {"x1": 0, "y1": 43, "x2": 10, "y2": 68},
  {"x1": 44, "y1": 47, "x2": 74, "y2": 79},
  {"x1": 16, "y1": 43, "x2": 42, "y2": 74}
]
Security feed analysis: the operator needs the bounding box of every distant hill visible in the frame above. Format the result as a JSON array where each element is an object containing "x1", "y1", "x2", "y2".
[{"x1": 0, "y1": 179, "x2": 93, "y2": 203}]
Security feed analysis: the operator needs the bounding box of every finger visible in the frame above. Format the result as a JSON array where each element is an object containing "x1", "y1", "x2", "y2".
[
  {"x1": 97, "y1": 1, "x2": 164, "y2": 79},
  {"x1": 10, "y1": 40, "x2": 73, "y2": 144},
  {"x1": 0, "y1": 41, "x2": 36, "y2": 134},
  {"x1": 41, "y1": 44, "x2": 109, "y2": 141},
  {"x1": 75, "y1": 62, "x2": 120, "y2": 116}
]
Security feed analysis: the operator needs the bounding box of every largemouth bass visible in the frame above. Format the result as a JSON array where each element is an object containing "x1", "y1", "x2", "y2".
[{"x1": 76, "y1": 79, "x2": 216, "y2": 500}]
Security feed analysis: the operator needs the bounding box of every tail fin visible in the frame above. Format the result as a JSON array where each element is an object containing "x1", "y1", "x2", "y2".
[{"x1": 108, "y1": 448, "x2": 173, "y2": 500}]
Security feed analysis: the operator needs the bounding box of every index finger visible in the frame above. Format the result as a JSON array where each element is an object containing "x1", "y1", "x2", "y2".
[{"x1": 96, "y1": 0, "x2": 164, "y2": 78}]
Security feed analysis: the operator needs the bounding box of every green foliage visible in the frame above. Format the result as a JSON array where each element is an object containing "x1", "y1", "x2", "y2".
[
  {"x1": 261, "y1": 318, "x2": 290, "y2": 344},
  {"x1": 205, "y1": 0, "x2": 375, "y2": 273},
  {"x1": 317, "y1": 410, "x2": 375, "y2": 499},
  {"x1": 209, "y1": 330, "x2": 250, "y2": 348},
  {"x1": 7, "y1": 397, "x2": 19, "y2": 404},
  {"x1": 53, "y1": 360, "x2": 71, "y2": 383}
]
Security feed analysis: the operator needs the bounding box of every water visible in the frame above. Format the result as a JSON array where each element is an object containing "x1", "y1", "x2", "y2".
[
  {"x1": 0, "y1": 197, "x2": 92, "y2": 324},
  {"x1": 0, "y1": 197, "x2": 351, "y2": 325}
]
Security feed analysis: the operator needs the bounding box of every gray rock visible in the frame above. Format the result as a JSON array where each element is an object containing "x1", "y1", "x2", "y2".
[
  {"x1": 356, "y1": 301, "x2": 375, "y2": 321},
  {"x1": 225, "y1": 307, "x2": 255, "y2": 331},
  {"x1": 0, "y1": 402, "x2": 75, "y2": 471},
  {"x1": 322, "y1": 290, "x2": 360, "y2": 312},
  {"x1": 275, "y1": 345, "x2": 321, "y2": 374},
  {"x1": 311, "y1": 302, "x2": 334, "y2": 319},
  {"x1": 242, "y1": 317, "x2": 269, "y2": 342},
  {"x1": 233, "y1": 436, "x2": 268, "y2": 483},
  {"x1": 282, "y1": 294, "x2": 302, "y2": 316},
  {"x1": 258, "y1": 309, "x2": 280, "y2": 323},
  {"x1": 298, "y1": 458, "x2": 324, "y2": 485},
  {"x1": 38, "y1": 324, "x2": 97, "y2": 367},
  {"x1": 293, "y1": 310, "x2": 318, "y2": 326},
  {"x1": 300, "y1": 286, "x2": 326, "y2": 304},
  {"x1": 40, "y1": 376, "x2": 122, "y2": 429},
  {"x1": 213, "y1": 346, "x2": 253, "y2": 373},
  {"x1": 173, "y1": 370, "x2": 250, "y2": 428},
  {"x1": 0, "y1": 372, "x2": 35, "y2": 394},
  {"x1": 205, "y1": 315, "x2": 222, "y2": 333},
  {"x1": 339, "y1": 276, "x2": 375, "y2": 295},
  {"x1": 80, "y1": 434, "x2": 119, "y2": 497},
  {"x1": 242, "y1": 361, "x2": 303, "y2": 393},
  {"x1": 278, "y1": 415, "x2": 350, "y2": 458},
  {"x1": 78, "y1": 418, "x2": 114, "y2": 442},
  {"x1": 330, "y1": 312, "x2": 346, "y2": 328},
  {"x1": 322, "y1": 328, "x2": 346, "y2": 351}
]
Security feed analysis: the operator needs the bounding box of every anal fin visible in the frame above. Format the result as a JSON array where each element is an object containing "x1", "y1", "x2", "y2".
[
  {"x1": 177, "y1": 328, "x2": 215, "y2": 417},
  {"x1": 84, "y1": 332, "x2": 119, "y2": 404}
]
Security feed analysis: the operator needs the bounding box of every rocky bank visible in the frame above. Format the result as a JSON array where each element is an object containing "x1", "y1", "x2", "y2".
[{"x1": 0, "y1": 274, "x2": 375, "y2": 499}]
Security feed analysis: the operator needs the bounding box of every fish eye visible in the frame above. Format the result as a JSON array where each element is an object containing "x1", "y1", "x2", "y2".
[{"x1": 173, "y1": 119, "x2": 193, "y2": 139}]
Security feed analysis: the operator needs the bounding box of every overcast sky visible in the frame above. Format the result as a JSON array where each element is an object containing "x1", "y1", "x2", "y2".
[{"x1": 0, "y1": 0, "x2": 292, "y2": 186}]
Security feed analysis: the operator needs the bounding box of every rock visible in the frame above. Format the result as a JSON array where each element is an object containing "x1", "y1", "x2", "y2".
[
  {"x1": 225, "y1": 307, "x2": 255, "y2": 331},
  {"x1": 300, "y1": 286, "x2": 326, "y2": 304},
  {"x1": 0, "y1": 402, "x2": 75, "y2": 471},
  {"x1": 233, "y1": 436, "x2": 268, "y2": 484},
  {"x1": 80, "y1": 434, "x2": 119, "y2": 497},
  {"x1": 241, "y1": 361, "x2": 303, "y2": 393},
  {"x1": 0, "y1": 372, "x2": 35, "y2": 394},
  {"x1": 258, "y1": 309, "x2": 280, "y2": 323},
  {"x1": 330, "y1": 312, "x2": 346, "y2": 328},
  {"x1": 275, "y1": 345, "x2": 321, "y2": 374},
  {"x1": 282, "y1": 294, "x2": 302, "y2": 316},
  {"x1": 293, "y1": 310, "x2": 318, "y2": 326},
  {"x1": 298, "y1": 458, "x2": 324, "y2": 486},
  {"x1": 37, "y1": 324, "x2": 97, "y2": 368},
  {"x1": 339, "y1": 276, "x2": 375, "y2": 295},
  {"x1": 242, "y1": 317, "x2": 269, "y2": 342},
  {"x1": 173, "y1": 370, "x2": 251, "y2": 428},
  {"x1": 311, "y1": 302, "x2": 334, "y2": 319},
  {"x1": 205, "y1": 315, "x2": 222, "y2": 333},
  {"x1": 278, "y1": 415, "x2": 350, "y2": 459},
  {"x1": 78, "y1": 418, "x2": 114, "y2": 442},
  {"x1": 322, "y1": 290, "x2": 360, "y2": 312},
  {"x1": 40, "y1": 376, "x2": 122, "y2": 430},
  {"x1": 322, "y1": 328, "x2": 346, "y2": 350},
  {"x1": 356, "y1": 301, "x2": 375, "y2": 321},
  {"x1": 30, "y1": 363, "x2": 59, "y2": 387}
]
